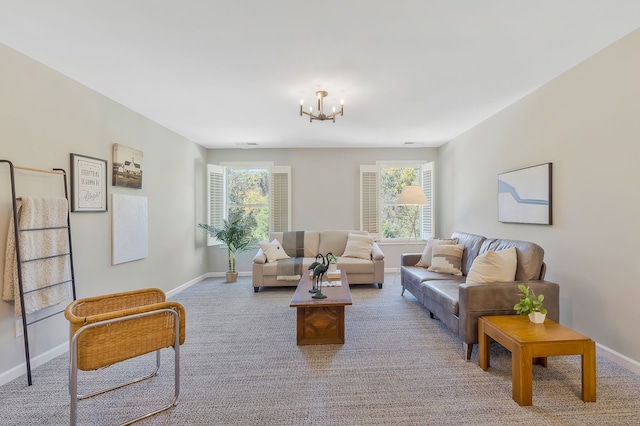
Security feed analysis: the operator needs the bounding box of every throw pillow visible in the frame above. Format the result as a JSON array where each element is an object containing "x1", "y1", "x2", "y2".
[
  {"x1": 416, "y1": 237, "x2": 458, "y2": 268},
  {"x1": 427, "y1": 244, "x2": 465, "y2": 276},
  {"x1": 342, "y1": 233, "x2": 375, "y2": 260},
  {"x1": 466, "y1": 247, "x2": 517, "y2": 283},
  {"x1": 259, "y1": 239, "x2": 290, "y2": 263}
]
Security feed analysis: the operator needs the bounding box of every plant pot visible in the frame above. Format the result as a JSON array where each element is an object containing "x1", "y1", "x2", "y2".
[
  {"x1": 328, "y1": 263, "x2": 338, "y2": 272},
  {"x1": 226, "y1": 272, "x2": 238, "y2": 283},
  {"x1": 528, "y1": 312, "x2": 546, "y2": 323}
]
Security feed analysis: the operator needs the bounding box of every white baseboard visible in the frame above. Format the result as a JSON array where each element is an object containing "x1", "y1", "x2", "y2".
[
  {"x1": 597, "y1": 343, "x2": 640, "y2": 375},
  {"x1": 385, "y1": 267, "x2": 400, "y2": 273},
  {"x1": 0, "y1": 342, "x2": 68, "y2": 387},
  {"x1": 166, "y1": 273, "x2": 209, "y2": 298}
]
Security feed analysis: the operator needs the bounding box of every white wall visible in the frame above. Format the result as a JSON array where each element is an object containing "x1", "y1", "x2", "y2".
[
  {"x1": 0, "y1": 43, "x2": 209, "y2": 383},
  {"x1": 438, "y1": 29, "x2": 640, "y2": 365},
  {"x1": 207, "y1": 148, "x2": 438, "y2": 272}
]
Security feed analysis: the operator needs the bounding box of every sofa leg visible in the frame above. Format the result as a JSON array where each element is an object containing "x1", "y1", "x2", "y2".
[
  {"x1": 401, "y1": 286, "x2": 405, "y2": 295},
  {"x1": 253, "y1": 287, "x2": 259, "y2": 293},
  {"x1": 464, "y1": 343, "x2": 473, "y2": 361},
  {"x1": 429, "y1": 312, "x2": 434, "y2": 319},
  {"x1": 378, "y1": 283, "x2": 383, "y2": 289}
]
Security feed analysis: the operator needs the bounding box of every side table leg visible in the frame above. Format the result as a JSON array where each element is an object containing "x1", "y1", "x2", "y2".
[
  {"x1": 512, "y1": 345, "x2": 533, "y2": 406},
  {"x1": 478, "y1": 319, "x2": 490, "y2": 370},
  {"x1": 582, "y1": 340, "x2": 596, "y2": 402}
]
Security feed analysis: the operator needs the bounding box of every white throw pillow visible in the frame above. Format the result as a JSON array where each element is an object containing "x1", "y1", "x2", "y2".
[
  {"x1": 259, "y1": 239, "x2": 290, "y2": 263},
  {"x1": 466, "y1": 247, "x2": 517, "y2": 283},
  {"x1": 427, "y1": 244, "x2": 465, "y2": 276},
  {"x1": 342, "y1": 233, "x2": 375, "y2": 260},
  {"x1": 416, "y1": 237, "x2": 458, "y2": 268}
]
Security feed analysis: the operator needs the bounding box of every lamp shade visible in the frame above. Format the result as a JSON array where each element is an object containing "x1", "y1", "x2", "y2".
[{"x1": 397, "y1": 185, "x2": 428, "y2": 205}]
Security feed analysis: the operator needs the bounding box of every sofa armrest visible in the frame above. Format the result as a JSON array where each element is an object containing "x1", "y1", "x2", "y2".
[
  {"x1": 401, "y1": 253, "x2": 421, "y2": 267},
  {"x1": 252, "y1": 248, "x2": 267, "y2": 264},
  {"x1": 371, "y1": 242, "x2": 385, "y2": 261},
  {"x1": 458, "y1": 280, "x2": 560, "y2": 345}
]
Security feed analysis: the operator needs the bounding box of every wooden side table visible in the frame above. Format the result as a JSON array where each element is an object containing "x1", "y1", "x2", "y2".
[{"x1": 478, "y1": 315, "x2": 596, "y2": 406}]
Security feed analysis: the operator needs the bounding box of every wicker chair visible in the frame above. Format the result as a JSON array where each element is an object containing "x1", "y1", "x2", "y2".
[{"x1": 65, "y1": 288, "x2": 186, "y2": 426}]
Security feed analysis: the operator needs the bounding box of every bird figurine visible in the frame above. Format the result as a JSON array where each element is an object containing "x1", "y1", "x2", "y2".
[
  {"x1": 308, "y1": 253, "x2": 324, "y2": 293},
  {"x1": 312, "y1": 253, "x2": 330, "y2": 299}
]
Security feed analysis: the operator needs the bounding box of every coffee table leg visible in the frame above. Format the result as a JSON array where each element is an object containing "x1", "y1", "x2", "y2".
[
  {"x1": 582, "y1": 340, "x2": 596, "y2": 402},
  {"x1": 512, "y1": 345, "x2": 533, "y2": 406},
  {"x1": 478, "y1": 319, "x2": 490, "y2": 370}
]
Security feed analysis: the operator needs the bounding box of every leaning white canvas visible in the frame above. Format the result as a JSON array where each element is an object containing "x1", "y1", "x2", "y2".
[{"x1": 112, "y1": 194, "x2": 149, "y2": 264}]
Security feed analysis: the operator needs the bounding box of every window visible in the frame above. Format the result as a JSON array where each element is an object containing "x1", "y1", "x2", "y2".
[
  {"x1": 207, "y1": 163, "x2": 290, "y2": 245},
  {"x1": 360, "y1": 162, "x2": 434, "y2": 240}
]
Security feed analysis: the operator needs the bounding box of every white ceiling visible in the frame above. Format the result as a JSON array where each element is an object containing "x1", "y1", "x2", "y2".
[{"x1": 1, "y1": 1, "x2": 639, "y2": 149}]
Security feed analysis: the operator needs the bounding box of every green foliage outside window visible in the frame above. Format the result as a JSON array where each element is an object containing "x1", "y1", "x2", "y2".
[
  {"x1": 227, "y1": 168, "x2": 269, "y2": 241},
  {"x1": 380, "y1": 166, "x2": 420, "y2": 239}
]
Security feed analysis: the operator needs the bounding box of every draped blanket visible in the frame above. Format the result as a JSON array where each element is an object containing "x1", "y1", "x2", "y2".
[
  {"x1": 276, "y1": 231, "x2": 305, "y2": 280},
  {"x1": 2, "y1": 197, "x2": 72, "y2": 316}
]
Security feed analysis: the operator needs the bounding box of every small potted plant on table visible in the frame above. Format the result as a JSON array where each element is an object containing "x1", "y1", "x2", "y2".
[
  {"x1": 199, "y1": 211, "x2": 257, "y2": 283},
  {"x1": 514, "y1": 284, "x2": 548, "y2": 323},
  {"x1": 327, "y1": 253, "x2": 338, "y2": 272}
]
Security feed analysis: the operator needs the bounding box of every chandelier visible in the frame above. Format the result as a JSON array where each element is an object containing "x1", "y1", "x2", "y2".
[{"x1": 299, "y1": 90, "x2": 344, "y2": 122}]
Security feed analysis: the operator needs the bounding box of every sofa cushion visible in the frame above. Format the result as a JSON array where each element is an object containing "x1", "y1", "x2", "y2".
[
  {"x1": 422, "y1": 281, "x2": 460, "y2": 316},
  {"x1": 259, "y1": 239, "x2": 290, "y2": 263},
  {"x1": 480, "y1": 238, "x2": 544, "y2": 281},
  {"x1": 466, "y1": 247, "x2": 517, "y2": 284},
  {"x1": 335, "y1": 256, "x2": 377, "y2": 274},
  {"x1": 318, "y1": 230, "x2": 366, "y2": 256},
  {"x1": 270, "y1": 231, "x2": 320, "y2": 257},
  {"x1": 342, "y1": 233, "x2": 374, "y2": 260},
  {"x1": 416, "y1": 237, "x2": 458, "y2": 268},
  {"x1": 450, "y1": 232, "x2": 487, "y2": 276},
  {"x1": 259, "y1": 257, "x2": 318, "y2": 275},
  {"x1": 402, "y1": 266, "x2": 465, "y2": 283},
  {"x1": 428, "y1": 244, "x2": 464, "y2": 276}
]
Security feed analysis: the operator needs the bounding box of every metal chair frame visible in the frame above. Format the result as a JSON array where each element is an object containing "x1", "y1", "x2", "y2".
[{"x1": 69, "y1": 308, "x2": 181, "y2": 426}]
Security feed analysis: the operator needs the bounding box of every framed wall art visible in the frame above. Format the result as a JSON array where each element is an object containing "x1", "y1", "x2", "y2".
[
  {"x1": 498, "y1": 163, "x2": 552, "y2": 225},
  {"x1": 112, "y1": 143, "x2": 143, "y2": 189},
  {"x1": 70, "y1": 153, "x2": 108, "y2": 212}
]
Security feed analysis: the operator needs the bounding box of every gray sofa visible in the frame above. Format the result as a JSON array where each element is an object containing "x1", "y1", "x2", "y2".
[
  {"x1": 252, "y1": 230, "x2": 385, "y2": 292},
  {"x1": 400, "y1": 231, "x2": 559, "y2": 360}
]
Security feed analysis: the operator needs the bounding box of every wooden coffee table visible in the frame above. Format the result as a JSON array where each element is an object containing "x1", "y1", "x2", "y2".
[
  {"x1": 289, "y1": 270, "x2": 352, "y2": 345},
  {"x1": 478, "y1": 315, "x2": 596, "y2": 406}
]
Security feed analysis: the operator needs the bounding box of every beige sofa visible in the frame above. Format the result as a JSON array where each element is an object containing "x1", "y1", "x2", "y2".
[{"x1": 252, "y1": 230, "x2": 385, "y2": 292}]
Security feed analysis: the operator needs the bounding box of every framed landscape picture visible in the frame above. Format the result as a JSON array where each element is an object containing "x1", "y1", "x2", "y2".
[
  {"x1": 112, "y1": 143, "x2": 143, "y2": 189},
  {"x1": 70, "y1": 153, "x2": 108, "y2": 212},
  {"x1": 498, "y1": 163, "x2": 552, "y2": 225}
]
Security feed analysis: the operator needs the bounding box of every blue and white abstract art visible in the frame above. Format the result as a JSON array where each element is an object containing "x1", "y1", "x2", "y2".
[{"x1": 498, "y1": 163, "x2": 552, "y2": 225}]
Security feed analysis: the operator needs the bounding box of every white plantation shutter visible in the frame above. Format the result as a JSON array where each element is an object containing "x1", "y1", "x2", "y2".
[
  {"x1": 270, "y1": 166, "x2": 291, "y2": 232},
  {"x1": 360, "y1": 165, "x2": 379, "y2": 234},
  {"x1": 421, "y1": 162, "x2": 434, "y2": 239},
  {"x1": 207, "y1": 164, "x2": 225, "y2": 246}
]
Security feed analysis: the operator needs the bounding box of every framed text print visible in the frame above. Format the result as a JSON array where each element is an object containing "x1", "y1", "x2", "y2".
[{"x1": 70, "y1": 153, "x2": 108, "y2": 212}]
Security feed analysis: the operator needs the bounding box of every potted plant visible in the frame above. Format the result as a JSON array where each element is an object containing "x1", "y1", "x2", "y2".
[
  {"x1": 326, "y1": 252, "x2": 338, "y2": 272},
  {"x1": 514, "y1": 284, "x2": 548, "y2": 323},
  {"x1": 198, "y1": 211, "x2": 257, "y2": 283}
]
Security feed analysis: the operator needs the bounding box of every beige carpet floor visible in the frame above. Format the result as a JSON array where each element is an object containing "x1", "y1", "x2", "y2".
[{"x1": 1, "y1": 273, "x2": 639, "y2": 425}]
